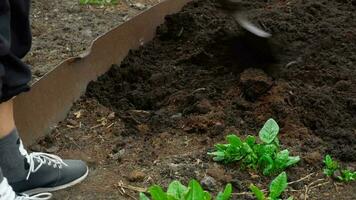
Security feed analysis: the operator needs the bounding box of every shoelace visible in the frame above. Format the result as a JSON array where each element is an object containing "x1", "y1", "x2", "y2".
[
  {"x1": 25, "y1": 152, "x2": 68, "y2": 180},
  {"x1": 16, "y1": 193, "x2": 53, "y2": 200}
]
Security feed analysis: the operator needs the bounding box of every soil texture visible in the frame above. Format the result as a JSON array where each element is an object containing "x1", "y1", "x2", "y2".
[
  {"x1": 25, "y1": 0, "x2": 159, "y2": 81},
  {"x1": 33, "y1": 0, "x2": 356, "y2": 199}
]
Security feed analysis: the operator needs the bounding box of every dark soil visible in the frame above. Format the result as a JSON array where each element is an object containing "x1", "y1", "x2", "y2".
[{"x1": 34, "y1": 0, "x2": 356, "y2": 199}]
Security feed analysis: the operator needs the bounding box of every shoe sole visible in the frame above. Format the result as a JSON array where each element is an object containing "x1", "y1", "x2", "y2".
[{"x1": 23, "y1": 167, "x2": 89, "y2": 195}]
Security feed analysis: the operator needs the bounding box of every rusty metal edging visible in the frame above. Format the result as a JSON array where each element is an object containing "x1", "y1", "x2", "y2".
[{"x1": 14, "y1": 0, "x2": 192, "y2": 145}]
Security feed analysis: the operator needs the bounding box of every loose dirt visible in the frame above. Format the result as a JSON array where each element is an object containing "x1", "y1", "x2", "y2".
[
  {"x1": 25, "y1": 0, "x2": 159, "y2": 82},
  {"x1": 32, "y1": 0, "x2": 356, "y2": 199}
]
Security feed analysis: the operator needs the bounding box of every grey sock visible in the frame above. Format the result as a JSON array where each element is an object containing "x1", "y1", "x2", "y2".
[
  {"x1": 0, "y1": 168, "x2": 3, "y2": 183},
  {"x1": 0, "y1": 129, "x2": 28, "y2": 183}
]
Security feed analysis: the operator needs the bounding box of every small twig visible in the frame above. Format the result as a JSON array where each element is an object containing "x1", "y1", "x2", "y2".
[
  {"x1": 106, "y1": 123, "x2": 115, "y2": 129},
  {"x1": 304, "y1": 185, "x2": 308, "y2": 200},
  {"x1": 334, "y1": 182, "x2": 339, "y2": 192},
  {"x1": 232, "y1": 192, "x2": 253, "y2": 196},
  {"x1": 288, "y1": 172, "x2": 314, "y2": 185},
  {"x1": 308, "y1": 178, "x2": 325, "y2": 187},
  {"x1": 309, "y1": 181, "x2": 330, "y2": 190},
  {"x1": 232, "y1": 189, "x2": 267, "y2": 196},
  {"x1": 124, "y1": 193, "x2": 138, "y2": 200},
  {"x1": 90, "y1": 124, "x2": 103, "y2": 129},
  {"x1": 121, "y1": 184, "x2": 147, "y2": 193}
]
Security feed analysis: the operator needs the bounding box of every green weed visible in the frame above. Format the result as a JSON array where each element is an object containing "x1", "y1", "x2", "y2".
[
  {"x1": 139, "y1": 180, "x2": 232, "y2": 200},
  {"x1": 208, "y1": 119, "x2": 300, "y2": 176},
  {"x1": 323, "y1": 155, "x2": 356, "y2": 182},
  {"x1": 250, "y1": 172, "x2": 293, "y2": 200}
]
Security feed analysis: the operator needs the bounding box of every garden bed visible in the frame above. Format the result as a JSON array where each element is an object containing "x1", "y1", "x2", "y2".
[
  {"x1": 32, "y1": 0, "x2": 356, "y2": 199},
  {"x1": 25, "y1": 0, "x2": 159, "y2": 81}
]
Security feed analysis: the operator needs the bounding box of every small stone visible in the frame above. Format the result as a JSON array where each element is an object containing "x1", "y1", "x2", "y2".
[
  {"x1": 67, "y1": 119, "x2": 78, "y2": 126},
  {"x1": 45, "y1": 146, "x2": 59, "y2": 153},
  {"x1": 131, "y1": 3, "x2": 146, "y2": 10},
  {"x1": 200, "y1": 176, "x2": 217, "y2": 191},
  {"x1": 107, "y1": 112, "x2": 116, "y2": 120},
  {"x1": 207, "y1": 165, "x2": 232, "y2": 182},
  {"x1": 171, "y1": 113, "x2": 183, "y2": 119},
  {"x1": 207, "y1": 166, "x2": 225, "y2": 179},
  {"x1": 127, "y1": 170, "x2": 145, "y2": 182},
  {"x1": 333, "y1": 169, "x2": 342, "y2": 180},
  {"x1": 304, "y1": 151, "x2": 322, "y2": 165},
  {"x1": 168, "y1": 163, "x2": 180, "y2": 172},
  {"x1": 111, "y1": 149, "x2": 125, "y2": 161}
]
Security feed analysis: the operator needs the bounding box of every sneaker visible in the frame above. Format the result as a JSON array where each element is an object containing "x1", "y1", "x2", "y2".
[
  {"x1": 0, "y1": 177, "x2": 52, "y2": 200},
  {"x1": 11, "y1": 141, "x2": 89, "y2": 195}
]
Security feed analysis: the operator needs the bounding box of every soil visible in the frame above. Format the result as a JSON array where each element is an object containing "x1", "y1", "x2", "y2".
[
  {"x1": 32, "y1": 0, "x2": 356, "y2": 199},
  {"x1": 24, "y1": 0, "x2": 160, "y2": 82}
]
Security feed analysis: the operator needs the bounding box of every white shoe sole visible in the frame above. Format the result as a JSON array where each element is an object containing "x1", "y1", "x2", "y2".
[{"x1": 23, "y1": 167, "x2": 89, "y2": 195}]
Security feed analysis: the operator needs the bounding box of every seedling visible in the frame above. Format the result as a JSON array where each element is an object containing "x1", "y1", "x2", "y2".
[
  {"x1": 249, "y1": 172, "x2": 293, "y2": 200},
  {"x1": 139, "y1": 180, "x2": 232, "y2": 200},
  {"x1": 79, "y1": 0, "x2": 118, "y2": 5},
  {"x1": 338, "y1": 170, "x2": 356, "y2": 182},
  {"x1": 323, "y1": 155, "x2": 356, "y2": 182},
  {"x1": 323, "y1": 155, "x2": 339, "y2": 177},
  {"x1": 208, "y1": 119, "x2": 300, "y2": 176}
]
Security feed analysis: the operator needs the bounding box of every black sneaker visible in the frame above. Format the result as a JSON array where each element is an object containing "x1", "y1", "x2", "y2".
[
  {"x1": 11, "y1": 143, "x2": 89, "y2": 195},
  {"x1": 0, "y1": 177, "x2": 52, "y2": 200}
]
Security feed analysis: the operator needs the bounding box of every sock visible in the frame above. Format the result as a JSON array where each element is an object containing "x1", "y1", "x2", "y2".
[
  {"x1": 0, "y1": 168, "x2": 3, "y2": 183},
  {"x1": 0, "y1": 129, "x2": 28, "y2": 183}
]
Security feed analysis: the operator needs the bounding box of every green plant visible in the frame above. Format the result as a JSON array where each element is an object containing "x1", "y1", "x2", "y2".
[
  {"x1": 249, "y1": 172, "x2": 293, "y2": 200},
  {"x1": 139, "y1": 180, "x2": 232, "y2": 200},
  {"x1": 79, "y1": 0, "x2": 118, "y2": 5},
  {"x1": 208, "y1": 119, "x2": 300, "y2": 176},
  {"x1": 338, "y1": 170, "x2": 356, "y2": 182},
  {"x1": 323, "y1": 155, "x2": 339, "y2": 177},
  {"x1": 323, "y1": 155, "x2": 356, "y2": 182}
]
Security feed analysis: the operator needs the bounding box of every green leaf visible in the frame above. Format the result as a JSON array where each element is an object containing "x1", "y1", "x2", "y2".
[
  {"x1": 255, "y1": 144, "x2": 278, "y2": 157},
  {"x1": 259, "y1": 119, "x2": 280, "y2": 144},
  {"x1": 185, "y1": 180, "x2": 205, "y2": 200},
  {"x1": 140, "y1": 192, "x2": 151, "y2": 200},
  {"x1": 285, "y1": 156, "x2": 300, "y2": 167},
  {"x1": 286, "y1": 197, "x2": 294, "y2": 200},
  {"x1": 149, "y1": 186, "x2": 167, "y2": 200},
  {"x1": 167, "y1": 181, "x2": 188, "y2": 199},
  {"x1": 216, "y1": 184, "x2": 232, "y2": 200},
  {"x1": 249, "y1": 184, "x2": 266, "y2": 200},
  {"x1": 245, "y1": 135, "x2": 256, "y2": 147},
  {"x1": 203, "y1": 191, "x2": 211, "y2": 200},
  {"x1": 269, "y1": 172, "x2": 288, "y2": 199},
  {"x1": 323, "y1": 155, "x2": 339, "y2": 176},
  {"x1": 338, "y1": 170, "x2": 356, "y2": 182},
  {"x1": 274, "y1": 150, "x2": 290, "y2": 170},
  {"x1": 227, "y1": 135, "x2": 243, "y2": 147},
  {"x1": 258, "y1": 155, "x2": 274, "y2": 176}
]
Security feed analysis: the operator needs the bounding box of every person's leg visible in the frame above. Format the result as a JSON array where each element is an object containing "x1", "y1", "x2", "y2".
[
  {"x1": 0, "y1": 99, "x2": 15, "y2": 138},
  {"x1": 0, "y1": 98, "x2": 89, "y2": 194},
  {"x1": 0, "y1": 0, "x2": 88, "y2": 195}
]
